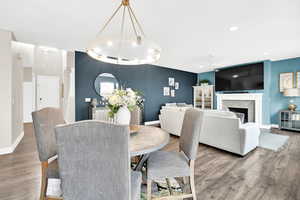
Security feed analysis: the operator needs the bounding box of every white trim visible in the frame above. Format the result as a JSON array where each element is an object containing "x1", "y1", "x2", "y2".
[
  {"x1": 260, "y1": 124, "x2": 279, "y2": 132},
  {"x1": 0, "y1": 131, "x2": 24, "y2": 155},
  {"x1": 144, "y1": 120, "x2": 160, "y2": 126},
  {"x1": 217, "y1": 93, "x2": 263, "y2": 125},
  {"x1": 260, "y1": 124, "x2": 272, "y2": 129},
  {"x1": 271, "y1": 124, "x2": 279, "y2": 128}
]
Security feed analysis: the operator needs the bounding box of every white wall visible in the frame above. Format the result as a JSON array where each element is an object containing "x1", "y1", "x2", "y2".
[
  {"x1": 12, "y1": 42, "x2": 35, "y2": 123},
  {"x1": 23, "y1": 82, "x2": 34, "y2": 123},
  {"x1": 23, "y1": 68, "x2": 34, "y2": 122},
  {"x1": 34, "y1": 46, "x2": 63, "y2": 76},
  {"x1": 0, "y1": 31, "x2": 25, "y2": 154},
  {"x1": 0, "y1": 36, "x2": 76, "y2": 154},
  {"x1": 23, "y1": 67, "x2": 32, "y2": 82},
  {"x1": 0, "y1": 30, "x2": 13, "y2": 151},
  {"x1": 7, "y1": 41, "x2": 76, "y2": 125},
  {"x1": 63, "y1": 51, "x2": 75, "y2": 122},
  {"x1": 11, "y1": 42, "x2": 24, "y2": 143},
  {"x1": 33, "y1": 46, "x2": 64, "y2": 110}
]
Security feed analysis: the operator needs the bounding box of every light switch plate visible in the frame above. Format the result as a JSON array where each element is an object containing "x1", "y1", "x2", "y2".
[{"x1": 85, "y1": 98, "x2": 91, "y2": 102}]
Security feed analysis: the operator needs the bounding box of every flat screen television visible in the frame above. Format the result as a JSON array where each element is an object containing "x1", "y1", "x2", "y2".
[{"x1": 215, "y1": 62, "x2": 264, "y2": 91}]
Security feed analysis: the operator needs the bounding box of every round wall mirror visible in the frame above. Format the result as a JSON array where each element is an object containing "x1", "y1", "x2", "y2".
[{"x1": 94, "y1": 73, "x2": 119, "y2": 97}]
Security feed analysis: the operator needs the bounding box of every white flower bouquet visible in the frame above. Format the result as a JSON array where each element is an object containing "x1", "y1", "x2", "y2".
[{"x1": 106, "y1": 88, "x2": 144, "y2": 118}]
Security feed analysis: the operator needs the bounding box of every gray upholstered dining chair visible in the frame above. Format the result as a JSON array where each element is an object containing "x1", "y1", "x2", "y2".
[
  {"x1": 146, "y1": 109, "x2": 204, "y2": 200},
  {"x1": 55, "y1": 120, "x2": 142, "y2": 200},
  {"x1": 32, "y1": 107, "x2": 65, "y2": 200}
]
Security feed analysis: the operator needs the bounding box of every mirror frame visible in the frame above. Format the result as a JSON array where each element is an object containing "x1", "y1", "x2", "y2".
[{"x1": 94, "y1": 73, "x2": 120, "y2": 97}]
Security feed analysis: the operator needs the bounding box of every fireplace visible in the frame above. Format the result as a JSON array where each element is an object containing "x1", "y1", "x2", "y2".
[
  {"x1": 216, "y1": 93, "x2": 262, "y2": 125},
  {"x1": 222, "y1": 100, "x2": 255, "y2": 122},
  {"x1": 228, "y1": 107, "x2": 249, "y2": 123}
]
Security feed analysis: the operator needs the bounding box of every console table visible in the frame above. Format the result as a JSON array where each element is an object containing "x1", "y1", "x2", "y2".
[
  {"x1": 89, "y1": 106, "x2": 143, "y2": 125},
  {"x1": 279, "y1": 110, "x2": 300, "y2": 132}
]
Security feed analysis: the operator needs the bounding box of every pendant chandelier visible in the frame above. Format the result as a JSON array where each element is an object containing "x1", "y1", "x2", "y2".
[{"x1": 87, "y1": 0, "x2": 161, "y2": 65}]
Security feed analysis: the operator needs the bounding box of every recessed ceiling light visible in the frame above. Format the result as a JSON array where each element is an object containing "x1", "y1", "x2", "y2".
[
  {"x1": 263, "y1": 52, "x2": 269, "y2": 55},
  {"x1": 229, "y1": 26, "x2": 239, "y2": 32},
  {"x1": 107, "y1": 41, "x2": 113, "y2": 47}
]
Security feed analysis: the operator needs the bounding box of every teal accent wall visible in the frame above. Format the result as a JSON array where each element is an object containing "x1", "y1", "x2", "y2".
[
  {"x1": 263, "y1": 61, "x2": 272, "y2": 124},
  {"x1": 198, "y1": 58, "x2": 300, "y2": 125},
  {"x1": 270, "y1": 57, "x2": 300, "y2": 123},
  {"x1": 198, "y1": 72, "x2": 215, "y2": 85},
  {"x1": 75, "y1": 51, "x2": 197, "y2": 122}
]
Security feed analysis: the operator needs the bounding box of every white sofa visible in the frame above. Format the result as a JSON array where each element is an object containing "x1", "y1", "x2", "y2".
[
  {"x1": 159, "y1": 107, "x2": 188, "y2": 136},
  {"x1": 159, "y1": 108, "x2": 260, "y2": 156},
  {"x1": 159, "y1": 103, "x2": 192, "y2": 136}
]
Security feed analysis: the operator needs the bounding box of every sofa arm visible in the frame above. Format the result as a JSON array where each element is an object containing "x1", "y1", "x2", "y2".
[{"x1": 239, "y1": 123, "x2": 260, "y2": 155}]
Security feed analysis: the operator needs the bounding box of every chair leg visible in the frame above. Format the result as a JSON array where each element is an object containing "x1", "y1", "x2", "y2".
[
  {"x1": 147, "y1": 179, "x2": 152, "y2": 200},
  {"x1": 165, "y1": 178, "x2": 173, "y2": 195},
  {"x1": 40, "y1": 176, "x2": 47, "y2": 200},
  {"x1": 189, "y1": 160, "x2": 197, "y2": 200},
  {"x1": 40, "y1": 162, "x2": 48, "y2": 200},
  {"x1": 183, "y1": 176, "x2": 188, "y2": 185},
  {"x1": 190, "y1": 175, "x2": 197, "y2": 200}
]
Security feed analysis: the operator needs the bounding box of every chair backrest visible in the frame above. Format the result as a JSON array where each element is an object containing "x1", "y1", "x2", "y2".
[
  {"x1": 32, "y1": 107, "x2": 65, "y2": 162},
  {"x1": 55, "y1": 120, "x2": 131, "y2": 200},
  {"x1": 179, "y1": 109, "x2": 204, "y2": 161}
]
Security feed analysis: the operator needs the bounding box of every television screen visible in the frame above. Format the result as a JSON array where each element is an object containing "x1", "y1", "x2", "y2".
[{"x1": 215, "y1": 62, "x2": 264, "y2": 91}]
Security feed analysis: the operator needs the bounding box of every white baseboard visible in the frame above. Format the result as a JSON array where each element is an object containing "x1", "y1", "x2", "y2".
[
  {"x1": 144, "y1": 120, "x2": 160, "y2": 126},
  {"x1": 260, "y1": 124, "x2": 272, "y2": 129},
  {"x1": 0, "y1": 131, "x2": 24, "y2": 155},
  {"x1": 260, "y1": 124, "x2": 279, "y2": 130}
]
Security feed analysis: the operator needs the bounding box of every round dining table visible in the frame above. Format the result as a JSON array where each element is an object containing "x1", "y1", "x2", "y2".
[{"x1": 129, "y1": 125, "x2": 169, "y2": 170}]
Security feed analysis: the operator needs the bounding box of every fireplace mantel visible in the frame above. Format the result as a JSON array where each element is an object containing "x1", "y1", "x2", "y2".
[{"x1": 216, "y1": 93, "x2": 263, "y2": 125}]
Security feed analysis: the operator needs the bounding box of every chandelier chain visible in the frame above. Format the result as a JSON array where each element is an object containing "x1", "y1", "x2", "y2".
[
  {"x1": 127, "y1": 6, "x2": 139, "y2": 39},
  {"x1": 97, "y1": 3, "x2": 123, "y2": 35},
  {"x1": 128, "y1": 5, "x2": 146, "y2": 37},
  {"x1": 118, "y1": 5, "x2": 127, "y2": 64}
]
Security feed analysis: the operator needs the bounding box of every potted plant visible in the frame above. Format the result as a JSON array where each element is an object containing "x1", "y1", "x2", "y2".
[
  {"x1": 198, "y1": 79, "x2": 210, "y2": 86},
  {"x1": 106, "y1": 88, "x2": 143, "y2": 125}
]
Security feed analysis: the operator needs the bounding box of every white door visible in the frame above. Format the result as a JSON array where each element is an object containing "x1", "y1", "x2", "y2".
[{"x1": 37, "y1": 75, "x2": 60, "y2": 110}]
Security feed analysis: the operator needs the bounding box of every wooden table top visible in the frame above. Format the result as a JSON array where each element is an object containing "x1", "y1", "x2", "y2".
[{"x1": 129, "y1": 125, "x2": 169, "y2": 157}]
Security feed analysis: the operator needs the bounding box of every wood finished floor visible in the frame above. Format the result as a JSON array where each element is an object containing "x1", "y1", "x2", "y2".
[{"x1": 0, "y1": 123, "x2": 300, "y2": 200}]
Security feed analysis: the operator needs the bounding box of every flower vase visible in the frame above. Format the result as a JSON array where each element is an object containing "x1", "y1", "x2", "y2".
[{"x1": 115, "y1": 107, "x2": 131, "y2": 125}]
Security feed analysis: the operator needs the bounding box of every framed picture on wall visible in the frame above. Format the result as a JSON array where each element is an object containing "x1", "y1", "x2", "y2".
[
  {"x1": 163, "y1": 87, "x2": 170, "y2": 96},
  {"x1": 171, "y1": 89, "x2": 175, "y2": 97},
  {"x1": 296, "y1": 72, "x2": 300, "y2": 88},
  {"x1": 175, "y1": 82, "x2": 179, "y2": 90},
  {"x1": 168, "y1": 77, "x2": 175, "y2": 86},
  {"x1": 279, "y1": 72, "x2": 294, "y2": 92}
]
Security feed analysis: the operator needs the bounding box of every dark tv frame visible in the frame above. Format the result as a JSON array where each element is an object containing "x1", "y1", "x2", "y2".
[{"x1": 215, "y1": 62, "x2": 264, "y2": 92}]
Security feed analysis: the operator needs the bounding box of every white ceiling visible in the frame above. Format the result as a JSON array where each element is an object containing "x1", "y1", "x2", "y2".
[{"x1": 1, "y1": 0, "x2": 300, "y2": 73}]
